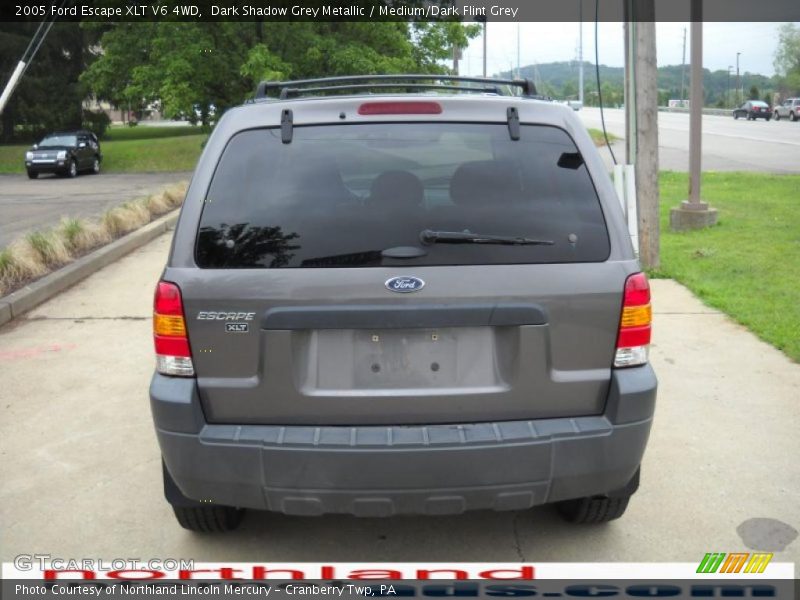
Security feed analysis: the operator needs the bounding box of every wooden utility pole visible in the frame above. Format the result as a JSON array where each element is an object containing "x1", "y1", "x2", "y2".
[
  {"x1": 680, "y1": 27, "x2": 687, "y2": 102},
  {"x1": 633, "y1": 16, "x2": 660, "y2": 269},
  {"x1": 669, "y1": 1, "x2": 718, "y2": 231}
]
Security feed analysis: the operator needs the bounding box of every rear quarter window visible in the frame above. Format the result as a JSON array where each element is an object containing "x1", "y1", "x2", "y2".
[{"x1": 195, "y1": 122, "x2": 610, "y2": 268}]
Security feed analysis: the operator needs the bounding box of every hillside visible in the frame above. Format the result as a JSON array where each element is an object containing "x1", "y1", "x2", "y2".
[{"x1": 498, "y1": 62, "x2": 777, "y2": 106}]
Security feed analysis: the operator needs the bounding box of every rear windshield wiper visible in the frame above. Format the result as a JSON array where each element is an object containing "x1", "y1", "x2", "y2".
[{"x1": 419, "y1": 229, "x2": 554, "y2": 246}]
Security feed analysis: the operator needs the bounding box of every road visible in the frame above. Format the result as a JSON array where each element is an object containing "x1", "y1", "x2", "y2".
[
  {"x1": 580, "y1": 107, "x2": 800, "y2": 173},
  {"x1": 1, "y1": 232, "x2": 798, "y2": 564},
  {"x1": 0, "y1": 172, "x2": 191, "y2": 249}
]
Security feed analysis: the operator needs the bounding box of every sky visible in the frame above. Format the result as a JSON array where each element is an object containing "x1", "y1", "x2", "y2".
[{"x1": 459, "y1": 22, "x2": 789, "y2": 78}]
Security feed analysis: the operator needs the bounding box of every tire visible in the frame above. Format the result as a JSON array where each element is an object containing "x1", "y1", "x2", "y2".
[
  {"x1": 791, "y1": 112, "x2": 797, "y2": 122},
  {"x1": 774, "y1": 111, "x2": 780, "y2": 121},
  {"x1": 734, "y1": 113, "x2": 739, "y2": 120},
  {"x1": 27, "y1": 170, "x2": 39, "y2": 179},
  {"x1": 557, "y1": 496, "x2": 631, "y2": 524},
  {"x1": 65, "y1": 159, "x2": 78, "y2": 178},
  {"x1": 91, "y1": 156, "x2": 101, "y2": 174},
  {"x1": 172, "y1": 505, "x2": 243, "y2": 533},
  {"x1": 766, "y1": 116, "x2": 771, "y2": 122}
]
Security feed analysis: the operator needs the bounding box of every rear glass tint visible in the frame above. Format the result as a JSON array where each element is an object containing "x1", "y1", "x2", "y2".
[{"x1": 196, "y1": 123, "x2": 609, "y2": 268}]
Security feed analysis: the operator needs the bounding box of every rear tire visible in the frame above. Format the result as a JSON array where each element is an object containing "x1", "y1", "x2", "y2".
[
  {"x1": 172, "y1": 505, "x2": 243, "y2": 533},
  {"x1": 162, "y1": 461, "x2": 243, "y2": 532},
  {"x1": 557, "y1": 496, "x2": 630, "y2": 524},
  {"x1": 774, "y1": 111, "x2": 780, "y2": 121},
  {"x1": 791, "y1": 112, "x2": 797, "y2": 122},
  {"x1": 734, "y1": 113, "x2": 739, "y2": 120},
  {"x1": 91, "y1": 156, "x2": 101, "y2": 174}
]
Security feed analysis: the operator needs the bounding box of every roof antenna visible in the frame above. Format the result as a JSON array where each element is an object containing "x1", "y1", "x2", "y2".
[
  {"x1": 507, "y1": 107, "x2": 520, "y2": 141},
  {"x1": 281, "y1": 109, "x2": 293, "y2": 144}
]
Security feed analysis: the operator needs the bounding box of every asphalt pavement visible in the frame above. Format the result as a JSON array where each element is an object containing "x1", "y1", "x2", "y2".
[
  {"x1": 0, "y1": 172, "x2": 191, "y2": 249},
  {"x1": 580, "y1": 107, "x2": 800, "y2": 173},
  {"x1": 1, "y1": 232, "x2": 798, "y2": 564}
]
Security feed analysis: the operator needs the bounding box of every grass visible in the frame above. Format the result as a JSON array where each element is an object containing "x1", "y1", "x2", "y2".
[
  {"x1": 102, "y1": 124, "x2": 208, "y2": 141},
  {"x1": 0, "y1": 182, "x2": 187, "y2": 296},
  {"x1": 0, "y1": 125, "x2": 207, "y2": 174},
  {"x1": 657, "y1": 171, "x2": 800, "y2": 362},
  {"x1": 587, "y1": 127, "x2": 620, "y2": 147}
]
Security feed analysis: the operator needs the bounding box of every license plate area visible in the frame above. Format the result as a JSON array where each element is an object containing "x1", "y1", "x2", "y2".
[{"x1": 299, "y1": 327, "x2": 506, "y2": 394}]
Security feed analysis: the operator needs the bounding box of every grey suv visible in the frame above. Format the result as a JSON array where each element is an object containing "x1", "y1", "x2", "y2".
[
  {"x1": 150, "y1": 75, "x2": 657, "y2": 532},
  {"x1": 774, "y1": 98, "x2": 800, "y2": 121}
]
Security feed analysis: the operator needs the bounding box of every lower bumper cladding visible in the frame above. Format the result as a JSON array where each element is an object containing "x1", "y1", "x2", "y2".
[{"x1": 150, "y1": 366, "x2": 657, "y2": 517}]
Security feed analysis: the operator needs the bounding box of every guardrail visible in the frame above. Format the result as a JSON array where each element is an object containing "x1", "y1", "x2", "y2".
[{"x1": 659, "y1": 106, "x2": 733, "y2": 116}]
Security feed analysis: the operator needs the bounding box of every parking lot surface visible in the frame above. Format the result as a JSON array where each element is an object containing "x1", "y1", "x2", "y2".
[
  {"x1": 1, "y1": 232, "x2": 798, "y2": 564},
  {"x1": 0, "y1": 172, "x2": 191, "y2": 248}
]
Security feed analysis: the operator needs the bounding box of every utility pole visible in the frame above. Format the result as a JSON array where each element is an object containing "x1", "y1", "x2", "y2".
[
  {"x1": 727, "y1": 66, "x2": 732, "y2": 107},
  {"x1": 680, "y1": 27, "x2": 687, "y2": 103},
  {"x1": 578, "y1": 0, "x2": 584, "y2": 105},
  {"x1": 634, "y1": 17, "x2": 660, "y2": 268},
  {"x1": 452, "y1": 1, "x2": 459, "y2": 74},
  {"x1": 482, "y1": 20, "x2": 487, "y2": 77},
  {"x1": 736, "y1": 52, "x2": 741, "y2": 105},
  {"x1": 670, "y1": 1, "x2": 718, "y2": 231}
]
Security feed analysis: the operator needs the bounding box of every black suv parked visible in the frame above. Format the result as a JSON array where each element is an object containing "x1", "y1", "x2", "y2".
[{"x1": 25, "y1": 130, "x2": 102, "y2": 179}]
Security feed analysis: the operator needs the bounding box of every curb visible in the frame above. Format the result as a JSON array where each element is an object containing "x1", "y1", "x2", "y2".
[{"x1": 0, "y1": 211, "x2": 178, "y2": 327}]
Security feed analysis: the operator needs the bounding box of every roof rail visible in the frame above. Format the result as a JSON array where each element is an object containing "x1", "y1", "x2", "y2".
[{"x1": 254, "y1": 74, "x2": 539, "y2": 100}]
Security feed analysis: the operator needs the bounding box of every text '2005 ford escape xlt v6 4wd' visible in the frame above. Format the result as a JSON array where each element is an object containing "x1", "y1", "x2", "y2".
[{"x1": 150, "y1": 75, "x2": 657, "y2": 532}]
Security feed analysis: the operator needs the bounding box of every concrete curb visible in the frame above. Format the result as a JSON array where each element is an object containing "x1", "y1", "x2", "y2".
[{"x1": 0, "y1": 211, "x2": 178, "y2": 327}]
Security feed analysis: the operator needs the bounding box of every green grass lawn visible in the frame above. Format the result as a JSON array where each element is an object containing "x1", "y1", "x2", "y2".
[
  {"x1": 657, "y1": 171, "x2": 800, "y2": 362},
  {"x1": 0, "y1": 127, "x2": 207, "y2": 174},
  {"x1": 586, "y1": 127, "x2": 620, "y2": 147},
  {"x1": 100, "y1": 134, "x2": 206, "y2": 172},
  {"x1": 103, "y1": 124, "x2": 208, "y2": 141}
]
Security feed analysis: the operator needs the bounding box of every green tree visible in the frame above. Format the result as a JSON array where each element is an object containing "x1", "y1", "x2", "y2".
[
  {"x1": 562, "y1": 81, "x2": 577, "y2": 99},
  {"x1": 749, "y1": 85, "x2": 760, "y2": 100},
  {"x1": 774, "y1": 23, "x2": 800, "y2": 93},
  {"x1": 0, "y1": 23, "x2": 97, "y2": 142},
  {"x1": 80, "y1": 22, "x2": 481, "y2": 124}
]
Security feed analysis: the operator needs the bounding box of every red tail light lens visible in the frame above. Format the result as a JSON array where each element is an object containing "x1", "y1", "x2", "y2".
[
  {"x1": 358, "y1": 101, "x2": 442, "y2": 115},
  {"x1": 614, "y1": 272, "x2": 652, "y2": 368},
  {"x1": 153, "y1": 281, "x2": 194, "y2": 376}
]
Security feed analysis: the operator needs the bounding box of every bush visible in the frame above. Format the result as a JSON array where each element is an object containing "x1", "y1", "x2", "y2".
[{"x1": 82, "y1": 110, "x2": 112, "y2": 139}]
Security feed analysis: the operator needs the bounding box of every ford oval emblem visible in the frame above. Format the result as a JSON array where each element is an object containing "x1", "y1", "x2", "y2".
[{"x1": 385, "y1": 276, "x2": 425, "y2": 293}]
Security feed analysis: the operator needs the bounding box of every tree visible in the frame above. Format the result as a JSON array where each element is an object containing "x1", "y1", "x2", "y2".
[
  {"x1": 749, "y1": 85, "x2": 760, "y2": 100},
  {"x1": 80, "y1": 22, "x2": 481, "y2": 125},
  {"x1": 0, "y1": 23, "x2": 98, "y2": 142},
  {"x1": 774, "y1": 23, "x2": 800, "y2": 93}
]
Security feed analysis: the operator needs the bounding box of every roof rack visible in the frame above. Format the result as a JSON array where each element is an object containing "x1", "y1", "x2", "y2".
[{"x1": 254, "y1": 74, "x2": 539, "y2": 100}]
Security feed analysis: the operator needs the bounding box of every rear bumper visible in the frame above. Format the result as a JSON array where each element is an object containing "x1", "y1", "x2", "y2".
[{"x1": 150, "y1": 366, "x2": 657, "y2": 516}]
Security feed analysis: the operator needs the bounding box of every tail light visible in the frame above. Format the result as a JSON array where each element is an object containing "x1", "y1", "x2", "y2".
[
  {"x1": 614, "y1": 272, "x2": 652, "y2": 368},
  {"x1": 153, "y1": 281, "x2": 194, "y2": 377}
]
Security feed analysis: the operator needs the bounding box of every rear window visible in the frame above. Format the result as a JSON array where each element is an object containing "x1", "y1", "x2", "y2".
[{"x1": 196, "y1": 123, "x2": 610, "y2": 268}]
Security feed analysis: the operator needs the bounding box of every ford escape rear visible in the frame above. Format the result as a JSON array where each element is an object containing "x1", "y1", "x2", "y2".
[{"x1": 149, "y1": 75, "x2": 657, "y2": 532}]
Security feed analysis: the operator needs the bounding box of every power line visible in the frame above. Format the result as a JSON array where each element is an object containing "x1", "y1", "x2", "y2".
[{"x1": 595, "y1": 0, "x2": 617, "y2": 165}]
